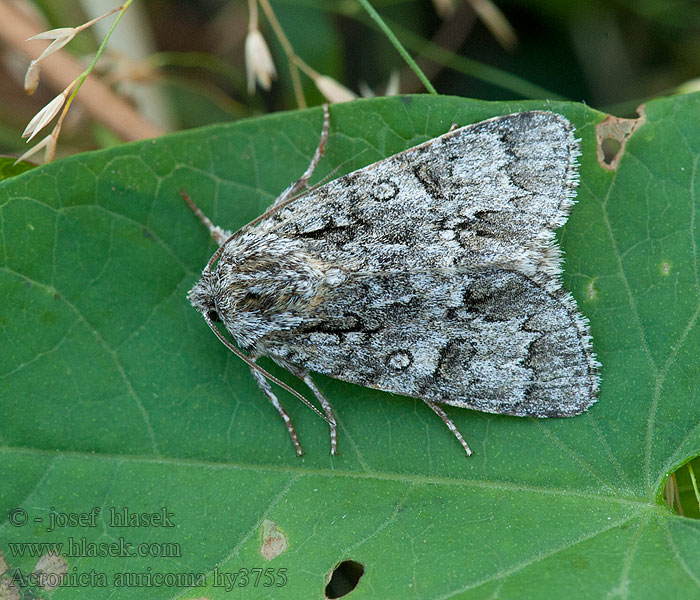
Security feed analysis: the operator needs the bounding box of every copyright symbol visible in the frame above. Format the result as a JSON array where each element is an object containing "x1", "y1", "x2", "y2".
[{"x1": 8, "y1": 508, "x2": 27, "y2": 527}]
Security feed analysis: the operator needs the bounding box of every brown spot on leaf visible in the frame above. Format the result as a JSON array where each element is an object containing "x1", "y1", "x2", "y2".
[
  {"x1": 596, "y1": 106, "x2": 646, "y2": 171},
  {"x1": 260, "y1": 519, "x2": 288, "y2": 560},
  {"x1": 33, "y1": 553, "x2": 67, "y2": 591},
  {"x1": 0, "y1": 551, "x2": 7, "y2": 577},
  {"x1": 0, "y1": 578, "x2": 20, "y2": 600}
]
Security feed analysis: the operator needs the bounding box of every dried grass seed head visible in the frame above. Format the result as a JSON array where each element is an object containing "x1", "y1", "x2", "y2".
[{"x1": 245, "y1": 28, "x2": 277, "y2": 93}]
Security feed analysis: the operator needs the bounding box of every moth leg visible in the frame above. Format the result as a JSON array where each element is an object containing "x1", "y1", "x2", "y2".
[
  {"x1": 272, "y1": 104, "x2": 330, "y2": 208},
  {"x1": 249, "y1": 362, "x2": 304, "y2": 456},
  {"x1": 277, "y1": 360, "x2": 338, "y2": 455},
  {"x1": 180, "y1": 190, "x2": 232, "y2": 246},
  {"x1": 422, "y1": 399, "x2": 472, "y2": 456},
  {"x1": 300, "y1": 373, "x2": 338, "y2": 456}
]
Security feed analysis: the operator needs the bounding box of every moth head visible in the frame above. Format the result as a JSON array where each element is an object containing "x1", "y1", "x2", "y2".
[
  {"x1": 187, "y1": 270, "x2": 221, "y2": 323},
  {"x1": 189, "y1": 232, "x2": 328, "y2": 348}
]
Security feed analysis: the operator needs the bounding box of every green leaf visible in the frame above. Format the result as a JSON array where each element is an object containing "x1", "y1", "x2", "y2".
[
  {"x1": 0, "y1": 157, "x2": 36, "y2": 182},
  {"x1": 1, "y1": 94, "x2": 699, "y2": 598}
]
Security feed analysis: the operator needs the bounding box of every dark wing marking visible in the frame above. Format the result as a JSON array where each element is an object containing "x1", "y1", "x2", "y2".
[
  {"x1": 262, "y1": 269, "x2": 598, "y2": 417},
  {"x1": 259, "y1": 111, "x2": 579, "y2": 287}
]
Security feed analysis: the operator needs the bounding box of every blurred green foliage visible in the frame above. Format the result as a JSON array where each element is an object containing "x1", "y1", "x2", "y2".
[{"x1": 2, "y1": 0, "x2": 698, "y2": 157}]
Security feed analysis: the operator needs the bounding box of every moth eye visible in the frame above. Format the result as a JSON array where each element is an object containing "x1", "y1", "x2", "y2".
[{"x1": 207, "y1": 310, "x2": 221, "y2": 322}]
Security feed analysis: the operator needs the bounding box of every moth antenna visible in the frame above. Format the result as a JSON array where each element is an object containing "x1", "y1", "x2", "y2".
[
  {"x1": 179, "y1": 190, "x2": 238, "y2": 275},
  {"x1": 289, "y1": 149, "x2": 370, "y2": 198},
  {"x1": 287, "y1": 144, "x2": 370, "y2": 201},
  {"x1": 182, "y1": 106, "x2": 333, "y2": 276},
  {"x1": 262, "y1": 149, "x2": 372, "y2": 237},
  {"x1": 245, "y1": 153, "x2": 374, "y2": 241},
  {"x1": 180, "y1": 190, "x2": 230, "y2": 245},
  {"x1": 242, "y1": 104, "x2": 333, "y2": 229},
  {"x1": 201, "y1": 312, "x2": 330, "y2": 424},
  {"x1": 204, "y1": 233, "x2": 235, "y2": 274},
  {"x1": 270, "y1": 102, "x2": 331, "y2": 205}
]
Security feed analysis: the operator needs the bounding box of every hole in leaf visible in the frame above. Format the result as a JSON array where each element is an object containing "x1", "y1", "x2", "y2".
[
  {"x1": 663, "y1": 456, "x2": 700, "y2": 518},
  {"x1": 599, "y1": 137, "x2": 621, "y2": 166},
  {"x1": 325, "y1": 560, "x2": 364, "y2": 598},
  {"x1": 595, "y1": 108, "x2": 646, "y2": 171}
]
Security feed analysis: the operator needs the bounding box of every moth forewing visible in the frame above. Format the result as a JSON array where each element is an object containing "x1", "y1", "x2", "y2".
[{"x1": 186, "y1": 107, "x2": 599, "y2": 457}]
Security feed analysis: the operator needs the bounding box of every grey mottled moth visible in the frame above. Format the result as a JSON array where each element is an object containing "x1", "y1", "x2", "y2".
[{"x1": 185, "y1": 106, "x2": 600, "y2": 457}]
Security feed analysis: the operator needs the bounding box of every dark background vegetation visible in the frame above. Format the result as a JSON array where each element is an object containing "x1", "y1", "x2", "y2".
[{"x1": 1, "y1": 0, "x2": 698, "y2": 157}]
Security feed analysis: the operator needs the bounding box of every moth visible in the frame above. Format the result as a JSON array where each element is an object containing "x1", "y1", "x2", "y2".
[{"x1": 185, "y1": 106, "x2": 599, "y2": 457}]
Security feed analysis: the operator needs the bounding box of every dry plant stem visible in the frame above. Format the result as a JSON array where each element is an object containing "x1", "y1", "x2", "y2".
[
  {"x1": 293, "y1": 60, "x2": 320, "y2": 81},
  {"x1": 467, "y1": 0, "x2": 517, "y2": 50},
  {"x1": 76, "y1": 4, "x2": 125, "y2": 35},
  {"x1": 248, "y1": 0, "x2": 260, "y2": 30},
  {"x1": 0, "y1": 1, "x2": 163, "y2": 141},
  {"x1": 401, "y1": 2, "x2": 476, "y2": 93},
  {"x1": 664, "y1": 476, "x2": 674, "y2": 510},
  {"x1": 672, "y1": 473, "x2": 684, "y2": 516},
  {"x1": 689, "y1": 462, "x2": 700, "y2": 512},
  {"x1": 257, "y1": 0, "x2": 306, "y2": 108}
]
